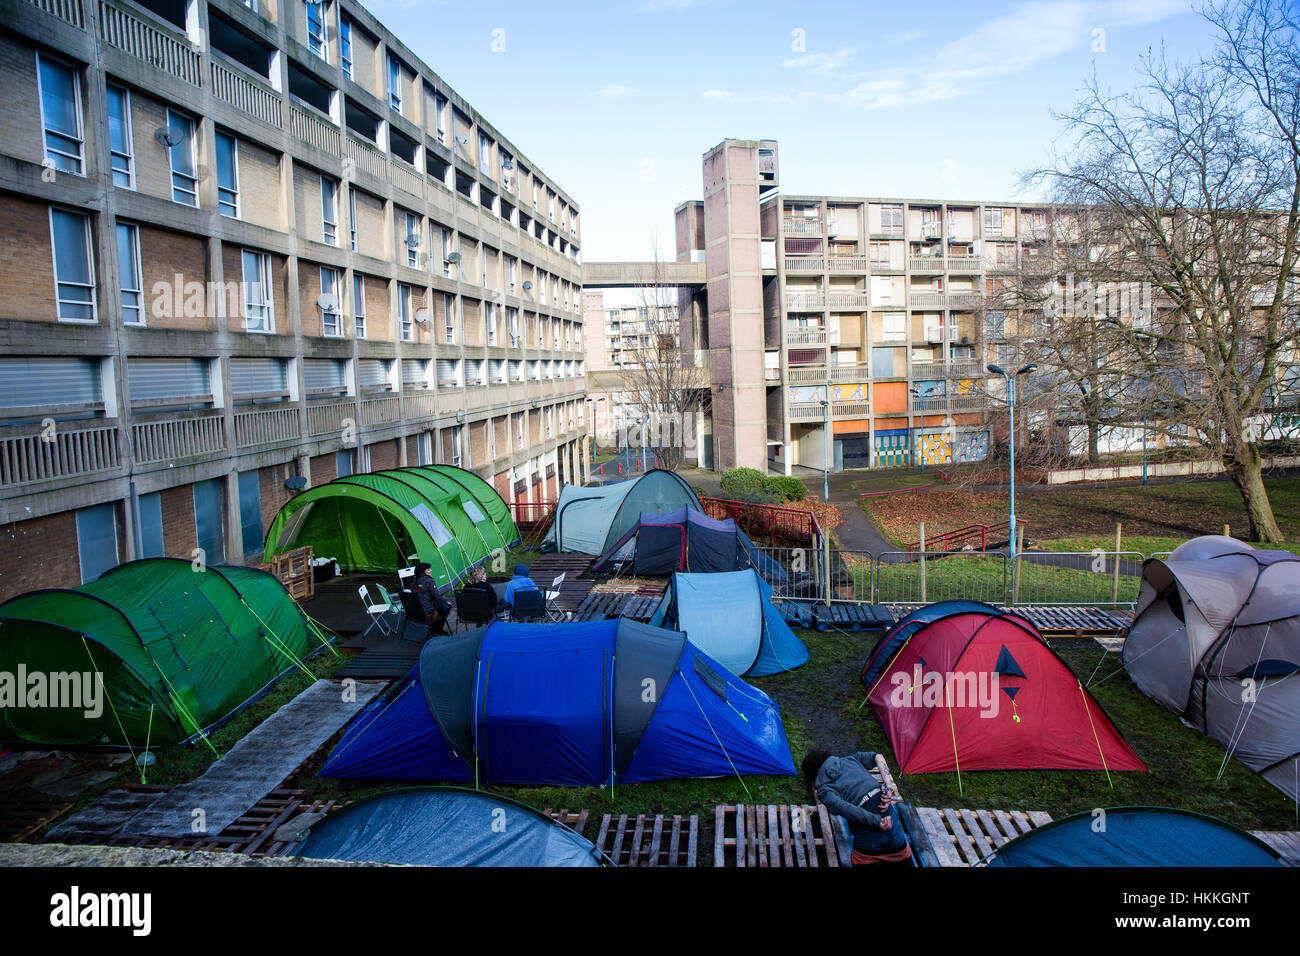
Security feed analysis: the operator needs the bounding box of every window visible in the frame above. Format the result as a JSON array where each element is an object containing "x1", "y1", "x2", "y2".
[
  {"x1": 193, "y1": 479, "x2": 226, "y2": 565},
  {"x1": 486, "y1": 303, "x2": 497, "y2": 345},
  {"x1": 238, "y1": 471, "x2": 264, "y2": 561},
  {"x1": 105, "y1": 84, "x2": 132, "y2": 187},
  {"x1": 478, "y1": 131, "x2": 492, "y2": 176},
  {"x1": 166, "y1": 110, "x2": 198, "y2": 206},
  {"x1": 515, "y1": 412, "x2": 524, "y2": 448},
  {"x1": 398, "y1": 283, "x2": 414, "y2": 341},
  {"x1": 983, "y1": 207, "x2": 1004, "y2": 237},
  {"x1": 117, "y1": 223, "x2": 142, "y2": 326},
  {"x1": 242, "y1": 250, "x2": 274, "y2": 332},
  {"x1": 340, "y1": 17, "x2": 353, "y2": 79},
  {"x1": 882, "y1": 312, "x2": 905, "y2": 341},
  {"x1": 37, "y1": 54, "x2": 83, "y2": 174},
  {"x1": 135, "y1": 492, "x2": 164, "y2": 559},
  {"x1": 441, "y1": 228, "x2": 452, "y2": 277},
  {"x1": 215, "y1": 131, "x2": 239, "y2": 217},
  {"x1": 508, "y1": 307, "x2": 519, "y2": 346},
  {"x1": 353, "y1": 274, "x2": 366, "y2": 338},
  {"x1": 320, "y1": 267, "x2": 342, "y2": 336},
  {"x1": 50, "y1": 209, "x2": 95, "y2": 323},
  {"x1": 880, "y1": 203, "x2": 903, "y2": 235},
  {"x1": 321, "y1": 175, "x2": 338, "y2": 245},
  {"x1": 76, "y1": 503, "x2": 120, "y2": 583},
  {"x1": 387, "y1": 56, "x2": 402, "y2": 112},
  {"x1": 405, "y1": 212, "x2": 419, "y2": 267},
  {"x1": 985, "y1": 310, "x2": 1006, "y2": 339},
  {"x1": 434, "y1": 93, "x2": 447, "y2": 144},
  {"x1": 869, "y1": 241, "x2": 890, "y2": 265},
  {"x1": 306, "y1": 1, "x2": 327, "y2": 61},
  {"x1": 348, "y1": 187, "x2": 358, "y2": 252},
  {"x1": 336, "y1": 449, "x2": 353, "y2": 478},
  {"x1": 443, "y1": 293, "x2": 455, "y2": 343}
]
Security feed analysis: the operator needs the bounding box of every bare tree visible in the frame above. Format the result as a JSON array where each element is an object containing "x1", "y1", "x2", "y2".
[
  {"x1": 1020, "y1": 0, "x2": 1300, "y2": 541},
  {"x1": 612, "y1": 241, "x2": 707, "y2": 471}
]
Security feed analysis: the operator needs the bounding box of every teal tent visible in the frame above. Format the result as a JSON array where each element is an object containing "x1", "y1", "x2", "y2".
[
  {"x1": 542, "y1": 468, "x2": 701, "y2": 556},
  {"x1": 649, "y1": 569, "x2": 810, "y2": 677},
  {"x1": 0, "y1": 559, "x2": 332, "y2": 747},
  {"x1": 263, "y1": 465, "x2": 518, "y2": 589}
]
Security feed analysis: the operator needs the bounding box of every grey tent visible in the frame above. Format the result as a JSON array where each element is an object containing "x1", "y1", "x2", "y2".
[
  {"x1": 541, "y1": 468, "x2": 701, "y2": 555},
  {"x1": 1123, "y1": 536, "x2": 1300, "y2": 801}
]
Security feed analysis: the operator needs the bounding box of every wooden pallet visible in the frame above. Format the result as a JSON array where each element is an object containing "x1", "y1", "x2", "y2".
[
  {"x1": 914, "y1": 806, "x2": 1053, "y2": 866},
  {"x1": 1252, "y1": 831, "x2": 1300, "y2": 867},
  {"x1": 571, "y1": 591, "x2": 661, "y2": 622},
  {"x1": 272, "y1": 546, "x2": 315, "y2": 602},
  {"x1": 713, "y1": 804, "x2": 842, "y2": 867},
  {"x1": 334, "y1": 646, "x2": 422, "y2": 680},
  {"x1": 595, "y1": 813, "x2": 698, "y2": 866},
  {"x1": 543, "y1": 808, "x2": 591, "y2": 838},
  {"x1": 812, "y1": 603, "x2": 895, "y2": 631},
  {"x1": 0, "y1": 796, "x2": 76, "y2": 842},
  {"x1": 886, "y1": 604, "x2": 1131, "y2": 636}
]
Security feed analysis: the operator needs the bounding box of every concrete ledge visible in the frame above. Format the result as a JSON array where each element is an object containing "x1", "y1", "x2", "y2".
[{"x1": 1046, "y1": 455, "x2": 1300, "y2": 485}]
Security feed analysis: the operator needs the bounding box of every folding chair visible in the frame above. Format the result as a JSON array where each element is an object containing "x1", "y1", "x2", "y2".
[
  {"x1": 544, "y1": 573, "x2": 569, "y2": 622},
  {"x1": 455, "y1": 587, "x2": 498, "y2": 632},
  {"x1": 358, "y1": 584, "x2": 395, "y2": 637},
  {"x1": 396, "y1": 566, "x2": 416, "y2": 591},
  {"x1": 396, "y1": 589, "x2": 426, "y2": 642},
  {"x1": 510, "y1": 588, "x2": 546, "y2": 623},
  {"x1": 375, "y1": 584, "x2": 405, "y2": 636}
]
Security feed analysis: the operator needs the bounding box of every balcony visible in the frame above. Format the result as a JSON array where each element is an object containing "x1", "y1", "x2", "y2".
[
  {"x1": 98, "y1": 0, "x2": 202, "y2": 87},
  {"x1": 233, "y1": 404, "x2": 298, "y2": 449},
  {"x1": 947, "y1": 256, "x2": 983, "y2": 274},
  {"x1": 764, "y1": 366, "x2": 782, "y2": 383},
  {"x1": 833, "y1": 402, "x2": 870, "y2": 418},
  {"x1": 0, "y1": 418, "x2": 120, "y2": 489},
  {"x1": 918, "y1": 222, "x2": 943, "y2": 241},
  {"x1": 785, "y1": 329, "x2": 829, "y2": 347},
  {"x1": 908, "y1": 292, "x2": 985, "y2": 309},
  {"x1": 306, "y1": 398, "x2": 355, "y2": 437},
  {"x1": 26, "y1": 0, "x2": 86, "y2": 28},
  {"x1": 784, "y1": 217, "x2": 824, "y2": 236},
  {"x1": 828, "y1": 256, "x2": 869, "y2": 273},
  {"x1": 788, "y1": 404, "x2": 825, "y2": 422},
  {"x1": 831, "y1": 364, "x2": 872, "y2": 383},
  {"x1": 826, "y1": 292, "x2": 870, "y2": 310},
  {"x1": 909, "y1": 257, "x2": 945, "y2": 273},
  {"x1": 786, "y1": 293, "x2": 826, "y2": 311},
  {"x1": 132, "y1": 410, "x2": 225, "y2": 464},
  {"x1": 290, "y1": 105, "x2": 342, "y2": 156},
  {"x1": 211, "y1": 60, "x2": 282, "y2": 128},
  {"x1": 788, "y1": 365, "x2": 828, "y2": 385},
  {"x1": 785, "y1": 257, "x2": 825, "y2": 273}
]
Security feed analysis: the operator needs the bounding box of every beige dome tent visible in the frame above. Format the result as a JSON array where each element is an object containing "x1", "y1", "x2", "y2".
[{"x1": 1123, "y1": 536, "x2": 1300, "y2": 801}]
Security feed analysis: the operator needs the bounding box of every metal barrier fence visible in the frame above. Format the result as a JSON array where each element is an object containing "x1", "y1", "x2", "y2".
[{"x1": 750, "y1": 547, "x2": 1159, "y2": 608}]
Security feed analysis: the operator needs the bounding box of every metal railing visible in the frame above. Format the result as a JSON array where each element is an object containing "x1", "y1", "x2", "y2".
[
  {"x1": 698, "y1": 496, "x2": 822, "y2": 547},
  {"x1": 211, "y1": 60, "x2": 281, "y2": 127},
  {"x1": 99, "y1": 0, "x2": 201, "y2": 87},
  {"x1": 0, "y1": 419, "x2": 120, "y2": 487}
]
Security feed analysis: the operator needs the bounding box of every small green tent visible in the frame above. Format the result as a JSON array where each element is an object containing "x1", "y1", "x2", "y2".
[
  {"x1": 0, "y1": 559, "x2": 331, "y2": 748},
  {"x1": 263, "y1": 465, "x2": 519, "y2": 588}
]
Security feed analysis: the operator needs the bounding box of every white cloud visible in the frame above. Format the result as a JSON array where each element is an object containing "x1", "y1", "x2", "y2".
[
  {"x1": 595, "y1": 83, "x2": 638, "y2": 98},
  {"x1": 781, "y1": 48, "x2": 854, "y2": 75}
]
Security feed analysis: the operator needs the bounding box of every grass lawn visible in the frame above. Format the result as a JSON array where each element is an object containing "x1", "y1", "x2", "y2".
[{"x1": 864, "y1": 477, "x2": 1300, "y2": 555}]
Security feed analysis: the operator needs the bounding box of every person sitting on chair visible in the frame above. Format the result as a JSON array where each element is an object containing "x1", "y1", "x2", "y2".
[
  {"x1": 460, "y1": 566, "x2": 501, "y2": 615},
  {"x1": 802, "y1": 749, "x2": 912, "y2": 867},
  {"x1": 502, "y1": 563, "x2": 540, "y2": 610},
  {"x1": 413, "y1": 562, "x2": 452, "y2": 636}
]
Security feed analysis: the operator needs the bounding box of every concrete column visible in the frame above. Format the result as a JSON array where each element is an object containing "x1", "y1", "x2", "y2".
[
  {"x1": 297, "y1": 453, "x2": 312, "y2": 489},
  {"x1": 224, "y1": 470, "x2": 245, "y2": 565}
]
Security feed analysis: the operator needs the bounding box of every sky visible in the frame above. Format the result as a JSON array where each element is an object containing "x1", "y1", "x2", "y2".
[{"x1": 364, "y1": 0, "x2": 1219, "y2": 276}]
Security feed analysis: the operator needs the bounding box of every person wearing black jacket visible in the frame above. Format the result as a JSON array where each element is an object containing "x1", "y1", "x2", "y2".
[
  {"x1": 459, "y1": 566, "x2": 501, "y2": 616},
  {"x1": 412, "y1": 562, "x2": 452, "y2": 636},
  {"x1": 802, "y1": 749, "x2": 912, "y2": 866}
]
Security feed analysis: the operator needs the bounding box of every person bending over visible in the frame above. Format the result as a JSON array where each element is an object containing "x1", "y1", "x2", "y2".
[{"x1": 802, "y1": 749, "x2": 912, "y2": 867}]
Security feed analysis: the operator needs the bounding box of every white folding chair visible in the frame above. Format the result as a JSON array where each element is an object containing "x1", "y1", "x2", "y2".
[
  {"x1": 397, "y1": 566, "x2": 416, "y2": 590},
  {"x1": 358, "y1": 584, "x2": 395, "y2": 637},
  {"x1": 545, "y1": 573, "x2": 569, "y2": 622}
]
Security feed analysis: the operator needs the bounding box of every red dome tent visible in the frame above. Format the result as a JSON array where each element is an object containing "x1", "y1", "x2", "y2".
[{"x1": 862, "y1": 604, "x2": 1146, "y2": 782}]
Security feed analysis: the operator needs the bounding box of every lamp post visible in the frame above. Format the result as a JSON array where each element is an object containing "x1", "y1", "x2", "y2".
[
  {"x1": 987, "y1": 363, "x2": 1037, "y2": 559},
  {"x1": 819, "y1": 398, "x2": 830, "y2": 502}
]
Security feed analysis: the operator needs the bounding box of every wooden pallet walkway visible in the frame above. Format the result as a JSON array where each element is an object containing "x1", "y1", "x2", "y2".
[
  {"x1": 886, "y1": 604, "x2": 1131, "y2": 636},
  {"x1": 914, "y1": 806, "x2": 1053, "y2": 866},
  {"x1": 571, "y1": 591, "x2": 662, "y2": 622},
  {"x1": 714, "y1": 804, "x2": 842, "y2": 867},
  {"x1": 1252, "y1": 831, "x2": 1300, "y2": 866},
  {"x1": 595, "y1": 813, "x2": 698, "y2": 866},
  {"x1": 334, "y1": 645, "x2": 423, "y2": 680},
  {"x1": 0, "y1": 795, "x2": 76, "y2": 842}
]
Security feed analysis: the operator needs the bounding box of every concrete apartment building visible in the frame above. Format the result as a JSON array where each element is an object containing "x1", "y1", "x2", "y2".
[
  {"x1": 674, "y1": 138, "x2": 1060, "y2": 474},
  {"x1": 0, "y1": 0, "x2": 588, "y2": 602},
  {"x1": 580, "y1": 291, "x2": 680, "y2": 449}
]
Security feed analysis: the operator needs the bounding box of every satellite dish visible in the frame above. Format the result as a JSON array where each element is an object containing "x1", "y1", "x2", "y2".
[
  {"x1": 522, "y1": 280, "x2": 533, "y2": 291},
  {"x1": 154, "y1": 127, "x2": 180, "y2": 148},
  {"x1": 414, "y1": 308, "x2": 429, "y2": 324},
  {"x1": 445, "y1": 251, "x2": 462, "y2": 264},
  {"x1": 502, "y1": 158, "x2": 514, "y2": 170},
  {"x1": 405, "y1": 233, "x2": 421, "y2": 249},
  {"x1": 456, "y1": 134, "x2": 470, "y2": 145},
  {"x1": 316, "y1": 293, "x2": 338, "y2": 311},
  {"x1": 284, "y1": 475, "x2": 308, "y2": 491}
]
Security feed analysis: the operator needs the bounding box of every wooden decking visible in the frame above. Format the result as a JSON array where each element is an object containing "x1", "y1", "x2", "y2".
[
  {"x1": 713, "y1": 804, "x2": 844, "y2": 867},
  {"x1": 912, "y1": 806, "x2": 1054, "y2": 866},
  {"x1": 1252, "y1": 831, "x2": 1300, "y2": 866}
]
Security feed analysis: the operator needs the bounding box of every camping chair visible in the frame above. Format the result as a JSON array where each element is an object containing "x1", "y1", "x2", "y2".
[
  {"x1": 396, "y1": 589, "x2": 426, "y2": 642},
  {"x1": 544, "y1": 573, "x2": 569, "y2": 622},
  {"x1": 375, "y1": 584, "x2": 405, "y2": 636},
  {"x1": 455, "y1": 586, "x2": 497, "y2": 632},
  {"x1": 397, "y1": 566, "x2": 416, "y2": 591},
  {"x1": 510, "y1": 588, "x2": 546, "y2": 623},
  {"x1": 358, "y1": 585, "x2": 395, "y2": 637}
]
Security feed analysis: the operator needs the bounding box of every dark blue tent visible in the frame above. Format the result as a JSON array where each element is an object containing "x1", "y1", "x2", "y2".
[
  {"x1": 983, "y1": 807, "x2": 1282, "y2": 867},
  {"x1": 290, "y1": 788, "x2": 606, "y2": 866},
  {"x1": 591, "y1": 506, "x2": 785, "y2": 578},
  {"x1": 861, "y1": 600, "x2": 1010, "y2": 692},
  {"x1": 319, "y1": 617, "x2": 796, "y2": 786},
  {"x1": 650, "y1": 569, "x2": 810, "y2": 677}
]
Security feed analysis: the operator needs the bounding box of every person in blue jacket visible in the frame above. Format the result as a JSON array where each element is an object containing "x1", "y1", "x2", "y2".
[
  {"x1": 802, "y1": 749, "x2": 913, "y2": 866},
  {"x1": 502, "y1": 563, "x2": 540, "y2": 609}
]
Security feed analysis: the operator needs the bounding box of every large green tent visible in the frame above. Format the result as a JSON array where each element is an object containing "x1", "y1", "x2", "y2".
[
  {"x1": 262, "y1": 465, "x2": 519, "y2": 588},
  {"x1": 0, "y1": 559, "x2": 331, "y2": 748}
]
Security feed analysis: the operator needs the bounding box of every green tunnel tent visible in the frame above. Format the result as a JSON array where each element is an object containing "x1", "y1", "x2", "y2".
[
  {"x1": 263, "y1": 465, "x2": 519, "y2": 588},
  {"x1": 0, "y1": 558, "x2": 331, "y2": 748},
  {"x1": 541, "y1": 468, "x2": 702, "y2": 556}
]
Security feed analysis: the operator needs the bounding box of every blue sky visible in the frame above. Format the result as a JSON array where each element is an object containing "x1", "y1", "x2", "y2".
[{"x1": 366, "y1": 0, "x2": 1216, "y2": 266}]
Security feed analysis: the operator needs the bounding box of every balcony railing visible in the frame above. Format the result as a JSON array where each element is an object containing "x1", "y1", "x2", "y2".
[
  {"x1": 785, "y1": 329, "x2": 828, "y2": 346},
  {"x1": 345, "y1": 134, "x2": 387, "y2": 182},
  {"x1": 234, "y1": 404, "x2": 298, "y2": 448},
  {"x1": 403, "y1": 390, "x2": 438, "y2": 419},
  {"x1": 788, "y1": 366, "x2": 828, "y2": 384},
  {"x1": 0, "y1": 419, "x2": 119, "y2": 488},
  {"x1": 827, "y1": 292, "x2": 870, "y2": 310},
  {"x1": 829, "y1": 256, "x2": 869, "y2": 273},
  {"x1": 908, "y1": 292, "x2": 986, "y2": 309},
  {"x1": 25, "y1": 0, "x2": 84, "y2": 28},
  {"x1": 361, "y1": 395, "x2": 401, "y2": 426},
  {"x1": 909, "y1": 257, "x2": 945, "y2": 273},
  {"x1": 764, "y1": 367, "x2": 782, "y2": 382},
  {"x1": 786, "y1": 293, "x2": 825, "y2": 311},
  {"x1": 390, "y1": 158, "x2": 425, "y2": 199},
  {"x1": 785, "y1": 257, "x2": 825, "y2": 273},
  {"x1": 831, "y1": 364, "x2": 871, "y2": 383},
  {"x1": 132, "y1": 411, "x2": 224, "y2": 464},
  {"x1": 833, "y1": 402, "x2": 870, "y2": 418},
  {"x1": 306, "y1": 398, "x2": 355, "y2": 437},
  {"x1": 211, "y1": 61, "x2": 281, "y2": 127},
  {"x1": 788, "y1": 404, "x2": 825, "y2": 421},
  {"x1": 98, "y1": 0, "x2": 201, "y2": 87},
  {"x1": 947, "y1": 256, "x2": 983, "y2": 273},
  {"x1": 783, "y1": 218, "x2": 824, "y2": 236},
  {"x1": 290, "y1": 105, "x2": 342, "y2": 156}
]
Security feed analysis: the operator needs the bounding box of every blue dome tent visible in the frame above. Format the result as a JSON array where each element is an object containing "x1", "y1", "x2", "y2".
[
  {"x1": 591, "y1": 506, "x2": 785, "y2": 578},
  {"x1": 982, "y1": 806, "x2": 1282, "y2": 867},
  {"x1": 649, "y1": 569, "x2": 810, "y2": 677},
  {"x1": 542, "y1": 469, "x2": 701, "y2": 556},
  {"x1": 319, "y1": 617, "x2": 795, "y2": 786}
]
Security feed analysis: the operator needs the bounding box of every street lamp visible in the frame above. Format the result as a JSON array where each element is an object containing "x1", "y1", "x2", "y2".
[
  {"x1": 819, "y1": 398, "x2": 830, "y2": 502},
  {"x1": 987, "y1": 363, "x2": 1037, "y2": 559}
]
